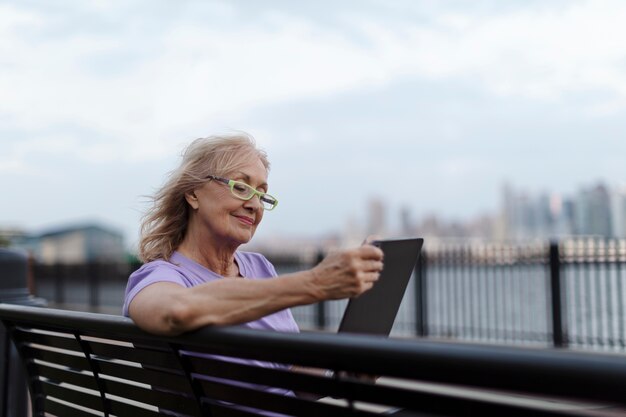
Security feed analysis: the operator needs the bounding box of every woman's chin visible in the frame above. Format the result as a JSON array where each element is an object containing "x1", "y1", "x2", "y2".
[{"x1": 229, "y1": 229, "x2": 256, "y2": 245}]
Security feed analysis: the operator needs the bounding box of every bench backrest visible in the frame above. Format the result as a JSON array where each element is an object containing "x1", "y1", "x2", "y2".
[{"x1": 3, "y1": 304, "x2": 626, "y2": 417}]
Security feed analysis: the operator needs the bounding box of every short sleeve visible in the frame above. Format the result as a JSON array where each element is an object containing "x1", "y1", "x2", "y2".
[{"x1": 122, "y1": 261, "x2": 187, "y2": 317}]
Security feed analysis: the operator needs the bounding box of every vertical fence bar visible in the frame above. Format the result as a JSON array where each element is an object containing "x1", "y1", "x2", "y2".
[
  {"x1": 502, "y1": 244, "x2": 511, "y2": 341},
  {"x1": 618, "y1": 241, "x2": 625, "y2": 349},
  {"x1": 565, "y1": 242, "x2": 576, "y2": 346},
  {"x1": 490, "y1": 245, "x2": 498, "y2": 341},
  {"x1": 449, "y1": 244, "x2": 465, "y2": 339},
  {"x1": 595, "y1": 240, "x2": 604, "y2": 348},
  {"x1": 609, "y1": 240, "x2": 618, "y2": 349},
  {"x1": 583, "y1": 240, "x2": 594, "y2": 347},
  {"x1": 486, "y1": 245, "x2": 493, "y2": 341},
  {"x1": 312, "y1": 250, "x2": 326, "y2": 330},
  {"x1": 89, "y1": 262, "x2": 99, "y2": 308},
  {"x1": 54, "y1": 263, "x2": 64, "y2": 305},
  {"x1": 470, "y1": 247, "x2": 479, "y2": 340},
  {"x1": 444, "y1": 247, "x2": 454, "y2": 337},
  {"x1": 414, "y1": 251, "x2": 427, "y2": 337},
  {"x1": 429, "y1": 248, "x2": 450, "y2": 337},
  {"x1": 550, "y1": 241, "x2": 564, "y2": 348},
  {"x1": 434, "y1": 252, "x2": 443, "y2": 337},
  {"x1": 461, "y1": 244, "x2": 476, "y2": 339},
  {"x1": 315, "y1": 302, "x2": 326, "y2": 330},
  {"x1": 512, "y1": 246, "x2": 521, "y2": 342},
  {"x1": 478, "y1": 245, "x2": 487, "y2": 341},
  {"x1": 576, "y1": 241, "x2": 586, "y2": 347}
]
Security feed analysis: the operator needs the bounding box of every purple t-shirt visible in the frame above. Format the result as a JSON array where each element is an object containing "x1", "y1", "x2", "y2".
[
  {"x1": 123, "y1": 251, "x2": 300, "y2": 415},
  {"x1": 124, "y1": 251, "x2": 298, "y2": 332}
]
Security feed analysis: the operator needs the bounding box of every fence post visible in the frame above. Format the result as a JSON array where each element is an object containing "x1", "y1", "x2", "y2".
[
  {"x1": 415, "y1": 251, "x2": 428, "y2": 337},
  {"x1": 550, "y1": 241, "x2": 565, "y2": 348},
  {"x1": 54, "y1": 263, "x2": 64, "y2": 305},
  {"x1": 89, "y1": 261, "x2": 99, "y2": 308},
  {"x1": 314, "y1": 250, "x2": 326, "y2": 330}
]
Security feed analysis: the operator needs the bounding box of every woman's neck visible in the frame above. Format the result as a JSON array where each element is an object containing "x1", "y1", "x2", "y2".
[{"x1": 177, "y1": 231, "x2": 240, "y2": 277}]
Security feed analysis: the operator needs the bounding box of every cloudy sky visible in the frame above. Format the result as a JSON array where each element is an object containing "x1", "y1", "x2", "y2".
[{"x1": 2, "y1": 0, "x2": 625, "y2": 249}]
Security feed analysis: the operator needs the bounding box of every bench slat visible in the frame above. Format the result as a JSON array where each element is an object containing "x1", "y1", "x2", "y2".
[
  {"x1": 14, "y1": 328, "x2": 83, "y2": 352},
  {"x1": 23, "y1": 345, "x2": 91, "y2": 371},
  {"x1": 34, "y1": 363, "x2": 99, "y2": 391},
  {"x1": 44, "y1": 397, "x2": 103, "y2": 417},
  {"x1": 94, "y1": 358, "x2": 193, "y2": 394},
  {"x1": 105, "y1": 398, "x2": 169, "y2": 417},
  {"x1": 197, "y1": 379, "x2": 377, "y2": 417},
  {"x1": 87, "y1": 339, "x2": 182, "y2": 373},
  {"x1": 209, "y1": 403, "x2": 272, "y2": 417},
  {"x1": 41, "y1": 380, "x2": 103, "y2": 412},
  {"x1": 101, "y1": 378, "x2": 201, "y2": 416}
]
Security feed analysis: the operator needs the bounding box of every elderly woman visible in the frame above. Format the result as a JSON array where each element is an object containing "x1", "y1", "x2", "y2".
[{"x1": 123, "y1": 133, "x2": 383, "y2": 338}]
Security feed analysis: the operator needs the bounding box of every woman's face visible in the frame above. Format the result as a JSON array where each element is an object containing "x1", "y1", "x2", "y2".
[{"x1": 186, "y1": 156, "x2": 269, "y2": 247}]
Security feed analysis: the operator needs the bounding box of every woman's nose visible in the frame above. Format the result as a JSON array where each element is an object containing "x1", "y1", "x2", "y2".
[{"x1": 243, "y1": 194, "x2": 262, "y2": 211}]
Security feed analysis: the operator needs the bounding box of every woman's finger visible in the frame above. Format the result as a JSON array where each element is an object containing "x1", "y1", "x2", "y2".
[
  {"x1": 361, "y1": 235, "x2": 382, "y2": 245},
  {"x1": 362, "y1": 260, "x2": 384, "y2": 272}
]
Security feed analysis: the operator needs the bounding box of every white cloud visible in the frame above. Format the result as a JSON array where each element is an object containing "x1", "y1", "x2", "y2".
[
  {"x1": 2, "y1": 0, "x2": 626, "y2": 171},
  {"x1": 348, "y1": 1, "x2": 626, "y2": 100}
]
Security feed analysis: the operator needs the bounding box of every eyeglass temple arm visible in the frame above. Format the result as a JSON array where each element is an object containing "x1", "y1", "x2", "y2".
[{"x1": 206, "y1": 175, "x2": 229, "y2": 184}]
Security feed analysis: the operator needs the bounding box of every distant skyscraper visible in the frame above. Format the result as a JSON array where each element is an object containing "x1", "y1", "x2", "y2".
[
  {"x1": 554, "y1": 197, "x2": 576, "y2": 236},
  {"x1": 611, "y1": 187, "x2": 626, "y2": 238},
  {"x1": 501, "y1": 183, "x2": 540, "y2": 240},
  {"x1": 575, "y1": 184, "x2": 612, "y2": 237},
  {"x1": 501, "y1": 182, "x2": 519, "y2": 239},
  {"x1": 367, "y1": 197, "x2": 386, "y2": 236},
  {"x1": 399, "y1": 205, "x2": 413, "y2": 235},
  {"x1": 526, "y1": 192, "x2": 555, "y2": 239}
]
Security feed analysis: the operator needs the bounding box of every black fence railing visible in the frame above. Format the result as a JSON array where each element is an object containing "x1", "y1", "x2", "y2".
[
  {"x1": 420, "y1": 241, "x2": 554, "y2": 346},
  {"x1": 29, "y1": 238, "x2": 626, "y2": 351},
  {"x1": 31, "y1": 261, "x2": 134, "y2": 311}
]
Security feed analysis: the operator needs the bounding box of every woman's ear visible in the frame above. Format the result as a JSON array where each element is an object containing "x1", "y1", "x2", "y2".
[{"x1": 184, "y1": 191, "x2": 199, "y2": 210}]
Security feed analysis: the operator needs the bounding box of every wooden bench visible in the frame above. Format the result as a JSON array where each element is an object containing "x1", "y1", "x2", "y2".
[{"x1": 2, "y1": 303, "x2": 626, "y2": 417}]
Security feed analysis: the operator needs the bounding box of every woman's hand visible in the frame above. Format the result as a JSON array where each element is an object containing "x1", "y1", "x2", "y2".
[{"x1": 308, "y1": 245, "x2": 384, "y2": 300}]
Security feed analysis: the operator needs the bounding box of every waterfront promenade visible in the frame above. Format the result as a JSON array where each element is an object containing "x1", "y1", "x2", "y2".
[{"x1": 32, "y1": 238, "x2": 626, "y2": 352}]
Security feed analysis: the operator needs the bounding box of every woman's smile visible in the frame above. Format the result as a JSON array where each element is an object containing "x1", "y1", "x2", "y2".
[{"x1": 234, "y1": 214, "x2": 255, "y2": 225}]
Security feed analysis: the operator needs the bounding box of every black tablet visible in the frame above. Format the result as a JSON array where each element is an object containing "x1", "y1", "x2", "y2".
[{"x1": 338, "y1": 238, "x2": 423, "y2": 336}]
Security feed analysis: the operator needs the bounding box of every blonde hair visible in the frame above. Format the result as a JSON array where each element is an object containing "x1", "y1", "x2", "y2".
[{"x1": 139, "y1": 132, "x2": 270, "y2": 262}]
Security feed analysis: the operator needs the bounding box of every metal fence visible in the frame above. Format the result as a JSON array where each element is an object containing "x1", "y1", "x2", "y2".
[
  {"x1": 420, "y1": 241, "x2": 553, "y2": 346},
  {"x1": 28, "y1": 238, "x2": 626, "y2": 351},
  {"x1": 294, "y1": 238, "x2": 626, "y2": 351}
]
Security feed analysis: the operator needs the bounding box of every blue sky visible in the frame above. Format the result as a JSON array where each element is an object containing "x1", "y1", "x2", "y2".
[{"x1": 1, "y1": 0, "x2": 626, "y2": 249}]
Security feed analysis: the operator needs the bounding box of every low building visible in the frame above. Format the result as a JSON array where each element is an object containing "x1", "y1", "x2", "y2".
[
  {"x1": 3, "y1": 223, "x2": 126, "y2": 264},
  {"x1": 37, "y1": 224, "x2": 125, "y2": 264}
]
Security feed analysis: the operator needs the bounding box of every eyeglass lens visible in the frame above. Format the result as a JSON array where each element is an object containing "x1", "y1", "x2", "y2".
[{"x1": 231, "y1": 182, "x2": 276, "y2": 209}]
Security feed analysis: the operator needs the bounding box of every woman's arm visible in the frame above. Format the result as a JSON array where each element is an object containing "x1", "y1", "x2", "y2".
[{"x1": 128, "y1": 245, "x2": 384, "y2": 335}]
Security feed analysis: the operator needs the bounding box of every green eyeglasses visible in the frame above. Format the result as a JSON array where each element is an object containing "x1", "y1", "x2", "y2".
[{"x1": 206, "y1": 175, "x2": 279, "y2": 211}]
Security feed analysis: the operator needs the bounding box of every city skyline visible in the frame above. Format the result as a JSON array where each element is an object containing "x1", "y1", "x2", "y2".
[
  {"x1": 338, "y1": 179, "x2": 626, "y2": 246},
  {"x1": 4, "y1": 177, "x2": 625, "y2": 255},
  {"x1": 2, "y1": 1, "x2": 626, "y2": 250}
]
